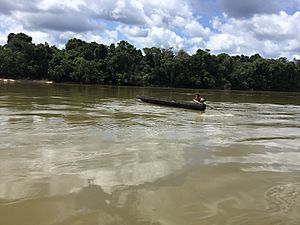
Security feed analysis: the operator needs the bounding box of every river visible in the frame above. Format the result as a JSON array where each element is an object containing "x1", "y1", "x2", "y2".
[{"x1": 0, "y1": 82, "x2": 300, "y2": 225}]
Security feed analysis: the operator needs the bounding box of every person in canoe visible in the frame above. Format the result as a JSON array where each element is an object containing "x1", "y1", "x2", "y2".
[{"x1": 193, "y1": 94, "x2": 206, "y2": 104}]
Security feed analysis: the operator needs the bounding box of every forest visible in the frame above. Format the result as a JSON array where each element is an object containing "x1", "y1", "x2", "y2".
[{"x1": 0, "y1": 32, "x2": 300, "y2": 91}]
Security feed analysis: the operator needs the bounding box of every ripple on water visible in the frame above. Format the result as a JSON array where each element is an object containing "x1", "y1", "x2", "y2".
[{"x1": 264, "y1": 183, "x2": 300, "y2": 214}]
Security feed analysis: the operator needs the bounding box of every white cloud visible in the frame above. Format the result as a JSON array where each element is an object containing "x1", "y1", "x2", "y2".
[
  {"x1": 185, "y1": 20, "x2": 211, "y2": 38},
  {"x1": 189, "y1": 37, "x2": 204, "y2": 45},
  {"x1": 293, "y1": 54, "x2": 300, "y2": 60},
  {"x1": 19, "y1": 11, "x2": 101, "y2": 32},
  {"x1": 207, "y1": 11, "x2": 300, "y2": 58},
  {"x1": 0, "y1": 14, "x2": 25, "y2": 45},
  {"x1": 123, "y1": 27, "x2": 184, "y2": 50},
  {"x1": 207, "y1": 33, "x2": 259, "y2": 56},
  {"x1": 118, "y1": 25, "x2": 148, "y2": 37},
  {"x1": 172, "y1": 16, "x2": 186, "y2": 28},
  {"x1": 0, "y1": 0, "x2": 299, "y2": 59},
  {"x1": 38, "y1": 0, "x2": 86, "y2": 11},
  {"x1": 0, "y1": 0, "x2": 205, "y2": 47},
  {"x1": 149, "y1": 27, "x2": 184, "y2": 49},
  {"x1": 0, "y1": 0, "x2": 41, "y2": 14},
  {"x1": 90, "y1": 0, "x2": 147, "y2": 25},
  {"x1": 252, "y1": 11, "x2": 300, "y2": 41},
  {"x1": 0, "y1": 35, "x2": 6, "y2": 46}
]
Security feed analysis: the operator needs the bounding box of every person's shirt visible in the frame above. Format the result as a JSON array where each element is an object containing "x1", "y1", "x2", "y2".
[
  {"x1": 194, "y1": 97, "x2": 205, "y2": 103},
  {"x1": 193, "y1": 97, "x2": 202, "y2": 104}
]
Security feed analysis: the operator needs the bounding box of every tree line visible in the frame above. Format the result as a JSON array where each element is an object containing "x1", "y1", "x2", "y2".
[{"x1": 1, "y1": 32, "x2": 300, "y2": 91}]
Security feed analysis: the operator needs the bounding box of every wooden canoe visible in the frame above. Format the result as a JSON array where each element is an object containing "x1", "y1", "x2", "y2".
[{"x1": 138, "y1": 96, "x2": 206, "y2": 111}]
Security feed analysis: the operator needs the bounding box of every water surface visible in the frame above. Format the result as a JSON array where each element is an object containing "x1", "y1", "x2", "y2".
[{"x1": 0, "y1": 83, "x2": 300, "y2": 225}]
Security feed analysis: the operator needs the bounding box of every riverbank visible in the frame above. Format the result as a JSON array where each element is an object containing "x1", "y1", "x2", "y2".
[{"x1": 0, "y1": 78, "x2": 53, "y2": 84}]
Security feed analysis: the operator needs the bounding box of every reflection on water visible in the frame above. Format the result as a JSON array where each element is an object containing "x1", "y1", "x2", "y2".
[{"x1": 0, "y1": 83, "x2": 300, "y2": 225}]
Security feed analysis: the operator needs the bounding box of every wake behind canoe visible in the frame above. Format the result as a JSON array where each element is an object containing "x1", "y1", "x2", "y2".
[{"x1": 138, "y1": 96, "x2": 206, "y2": 111}]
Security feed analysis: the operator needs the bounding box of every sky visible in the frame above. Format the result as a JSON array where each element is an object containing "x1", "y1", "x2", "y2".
[{"x1": 0, "y1": 0, "x2": 300, "y2": 59}]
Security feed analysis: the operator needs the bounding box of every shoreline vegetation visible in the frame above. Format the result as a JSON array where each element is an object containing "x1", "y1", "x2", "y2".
[{"x1": 1, "y1": 32, "x2": 300, "y2": 91}]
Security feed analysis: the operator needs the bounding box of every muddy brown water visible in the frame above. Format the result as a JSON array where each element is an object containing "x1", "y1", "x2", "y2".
[{"x1": 0, "y1": 83, "x2": 300, "y2": 225}]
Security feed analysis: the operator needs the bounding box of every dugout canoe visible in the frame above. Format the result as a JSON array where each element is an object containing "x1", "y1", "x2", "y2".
[{"x1": 138, "y1": 96, "x2": 206, "y2": 111}]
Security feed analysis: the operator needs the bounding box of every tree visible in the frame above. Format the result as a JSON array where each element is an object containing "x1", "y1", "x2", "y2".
[
  {"x1": 1, "y1": 32, "x2": 300, "y2": 91},
  {"x1": 70, "y1": 57, "x2": 101, "y2": 84}
]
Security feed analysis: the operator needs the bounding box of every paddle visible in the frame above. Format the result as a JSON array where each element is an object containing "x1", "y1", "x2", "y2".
[
  {"x1": 206, "y1": 104, "x2": 216, "y2": 110},
  {"x1": 193, "y1": 99, "x2": 201, "y2": 104},
  {"x1": 193, "y1": 96, "x2": 224, "y2": 113},
  {"x1": 206, "y1": 102, "x2": 225, "y2": 113}
]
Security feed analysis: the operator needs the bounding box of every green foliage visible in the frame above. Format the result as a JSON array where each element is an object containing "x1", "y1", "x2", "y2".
[
  {"x1": 0, "y1": 32, "x2": 300, "y2": 91},
  {"x1": 70, "y1": 57, "x2": 102, "y2": 84}
]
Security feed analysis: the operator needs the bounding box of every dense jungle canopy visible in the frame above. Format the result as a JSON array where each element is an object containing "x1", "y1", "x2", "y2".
[{"x1": 1, "y1": 32, "x2": 300, "y2": 91}]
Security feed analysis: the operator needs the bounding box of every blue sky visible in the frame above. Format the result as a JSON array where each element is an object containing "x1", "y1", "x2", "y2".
[{"x1": 0, "y1": 0, "x2": 300, "y2": 59}]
